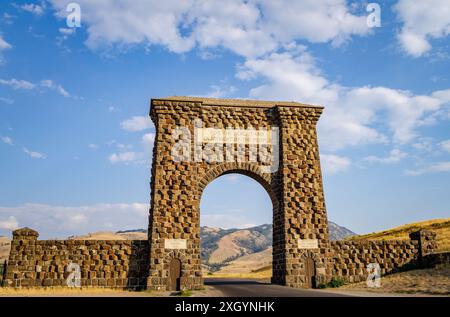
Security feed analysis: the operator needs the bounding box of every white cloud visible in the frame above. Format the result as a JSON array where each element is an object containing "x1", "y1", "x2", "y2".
[
  {"x1": 88, "y1": 143, "x2": 98, "y2": 150},
  {"x1": 116, "y1": 143, "x2": 133, "y2": 150},
  {"x1": 49, "y1": 0, "x2": 370, "y2": 57},
  {"x1": 321, "y1": 154, "x2": 351, "y2": 175},
  {"x1": 40, "y1": 79, "x2": 70, "y2": 97},
  {"x1": 0, "y1": 203, "x2": 148, "y2": 238},
  {"x1": 108, "y1": 133, "x2": 154, "y2": 165},
  {"x1": 0, "y1": 216, "x2": 19, "y2": 230},
  {"x1": 68, "y1": 213, "x2": 87, "y2": 227},
  {"x1": 236, "y1": 47, "x2": 450, "y2": 150},
  {"x1": 0, "y1": 36, "x2": 12, "y2": 50},
  {"x1": 201, "y1": 213, "x2": 258, "y2": 229},
  {"x1": 222, "y1": 174, "x2": 240, "y2": 182},
  {"x1": 120, "y1": 116, "x2": 153, "y2": 132},
  {"x1": 0, "y1": 97, "x2": 14, "y2": 104},
  {"x1": 142, "y1": 132, "x2": 155, "y2": 148},
  {"x1": 1, "y1": 136, "x2": 13, "y2": 145},
  {"x1": 206, "y1": 82, "x2": 237, "y2": 98},
  {"x1": 58, "y1": 27, "x2": 75, "y2": 35},
  {"x1": 395, "y1": 0, "x2": 450, "y2": 57},
  {"x1": 0, "y1": 78, "x2": 35, "y2": 90},
  {"x1": 406, "y1": 162, "x2": 450, "y2": 176},
  {"x1": 51, "y1": 0, "x2": 195, "y2": 53},
  {"x1": 0, "y1": 78, "x2": 73, "y2": 97},
  {"x1": 397, "y1": 31, "x2": 431, "y2": 57},
  {"x1": 257, "y1": 0, "x2": 370, "y2": 46},
  {"x1": 2, "y1": 137, "x2": 48, "y2": 159},
  {"x1": 23, "y1": 147, "x2": 46, "y2": 159},
  {"x1": 412, "y1": 137, "x2": 434, "y2": 152},
  {"x1": 108, "y1": 151, "x2": 143, "y2": 164},
  {"x1": 364, "y1": 148, "x2": 407, "y2": 164},
  {"x1": 17, "y1": 3, "x2": 45, "y2": 16},
  {"x1": 440, "y1": 140, "x2": 450, "y2": 153}
]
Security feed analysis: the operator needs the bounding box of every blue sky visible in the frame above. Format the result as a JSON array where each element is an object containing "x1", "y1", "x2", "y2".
[{"x1": 0, "y1": 0, "x2": 449, "y2": 239}]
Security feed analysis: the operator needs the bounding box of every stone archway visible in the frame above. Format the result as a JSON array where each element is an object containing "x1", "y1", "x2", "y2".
[
  {"x1": 146, "y1": 97, "x2": 331, "y2": 290},
  {"x1": 197, "y1": 164, "x2": 279, "y2": 282}
]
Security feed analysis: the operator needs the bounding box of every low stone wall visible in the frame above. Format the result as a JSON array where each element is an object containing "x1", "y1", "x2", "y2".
[
  {"x1": 2, "y1": 228, "x2": 149, "y2": 289},
  {"x1": 331, "y1": 240, "x2": 420, "y2": 283},
  {"x1": 423, "y1": 252, "x2": 450, "y2": 268},
  {"x1": 330, "y1": 230, "x2": 438, "y2": 283},
  {"x1": 2, "y1": 227, "x2": 445, "y2": 289}
]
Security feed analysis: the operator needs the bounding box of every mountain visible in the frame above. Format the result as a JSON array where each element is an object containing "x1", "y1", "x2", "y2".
[
  {"x1": 328, "y1": 221, "x2": 356, "y2": 241},
  {"x1": 201, "y1": 222, "x2": 355, "y2": 271},
  {"x1": 201, "y1": 224, "x2": 272, "y2": 269}
]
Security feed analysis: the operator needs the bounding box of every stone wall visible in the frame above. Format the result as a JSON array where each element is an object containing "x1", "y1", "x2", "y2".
[
  {"x1": 330, "y1": 230, "x2": 439, "y2": 283},
  {"x1": 422, "y1": 252, "x2": 450, "y2": 269},
  {"x1": 3, "y1": 228, "x2": 148, "y2": 289},
  {"x1": 2, "y1": 227, "x2": 447, "y2": 289}
]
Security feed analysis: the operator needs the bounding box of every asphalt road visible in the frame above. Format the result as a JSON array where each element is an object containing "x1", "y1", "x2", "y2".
[{"x1": 204, "y1": 278, "x2": 351, "y2": 297}]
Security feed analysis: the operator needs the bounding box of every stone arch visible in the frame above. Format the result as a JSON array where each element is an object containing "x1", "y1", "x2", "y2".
[
  {"x1": 299, "y1": 250, "x2": 326, "y2": 287},
  {"x1": 197, "y1": 162, "x2": 282, "y2": 285},
  {"x1": 147, "y1": 97, "x2": 330, "y2": 290},
  {"x1": 197, "y1": 162, "x2": 279, "y2": 210},
  {"x1": 162, "y1": 251, "x2": 188, "y2": 278}
]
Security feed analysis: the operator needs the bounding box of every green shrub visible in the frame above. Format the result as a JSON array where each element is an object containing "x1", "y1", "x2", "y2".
[
  {"x1": 328, "y1": 277, "x2": 345, "y2": 288},
  {"x1": 179, "y1": 290, "x2": 193, "y2": 297},
  {"x1": 318, "y1": 277, "x2": 345, "y2": 289}
]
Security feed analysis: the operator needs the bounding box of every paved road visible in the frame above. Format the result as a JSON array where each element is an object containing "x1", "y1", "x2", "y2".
[{"x1": 204, "y1": 278, "x2": 351, "y2": 297}]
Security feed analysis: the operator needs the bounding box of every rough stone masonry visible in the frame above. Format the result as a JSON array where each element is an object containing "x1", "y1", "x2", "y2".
[
  {"x1": 2, "y1": 97, "x2": 446, "y2": 290},
  {"x1": 146, "y1": 97, "x2": 330, "y2": 290}
]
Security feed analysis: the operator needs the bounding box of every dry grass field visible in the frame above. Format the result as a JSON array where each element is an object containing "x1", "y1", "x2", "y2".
[
  {"x1": 208, "y1": 247, "x2": 272, "y2": 278},
  {"x1": 339, "y1": 266, "x2": 450, "y2": 295},
  {"x1": 347, "y1": 218, "x2": 450, "y2": 252}
]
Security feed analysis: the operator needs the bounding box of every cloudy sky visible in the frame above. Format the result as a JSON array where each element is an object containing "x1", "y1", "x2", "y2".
[{"x1": 0, "y1": 0, "x2": 449, "y2": 239}]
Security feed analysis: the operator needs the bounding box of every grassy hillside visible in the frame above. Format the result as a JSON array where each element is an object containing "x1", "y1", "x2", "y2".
[
  {"x1": 212, "y1": 247, "x2": 272, "y2": 277},
  {"x1": 347, "y1": 218, "x2": 450, "y2": 252}
]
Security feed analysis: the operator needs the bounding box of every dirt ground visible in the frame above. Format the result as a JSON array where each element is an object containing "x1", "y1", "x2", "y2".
[
  {"x1": 0, "y1": 267, "x2": 448, "y2": 297},
  {"x1": 0, "y1": 286, "x2": 223, "y2": 297},
  {"x1": 337, "y1": 266, "x2": 450, "y2": 296}
]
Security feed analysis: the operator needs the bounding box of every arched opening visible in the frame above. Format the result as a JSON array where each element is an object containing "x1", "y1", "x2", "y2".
[{"x1": 199, "y1": 172, "x2": 274, "y2": 281}]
